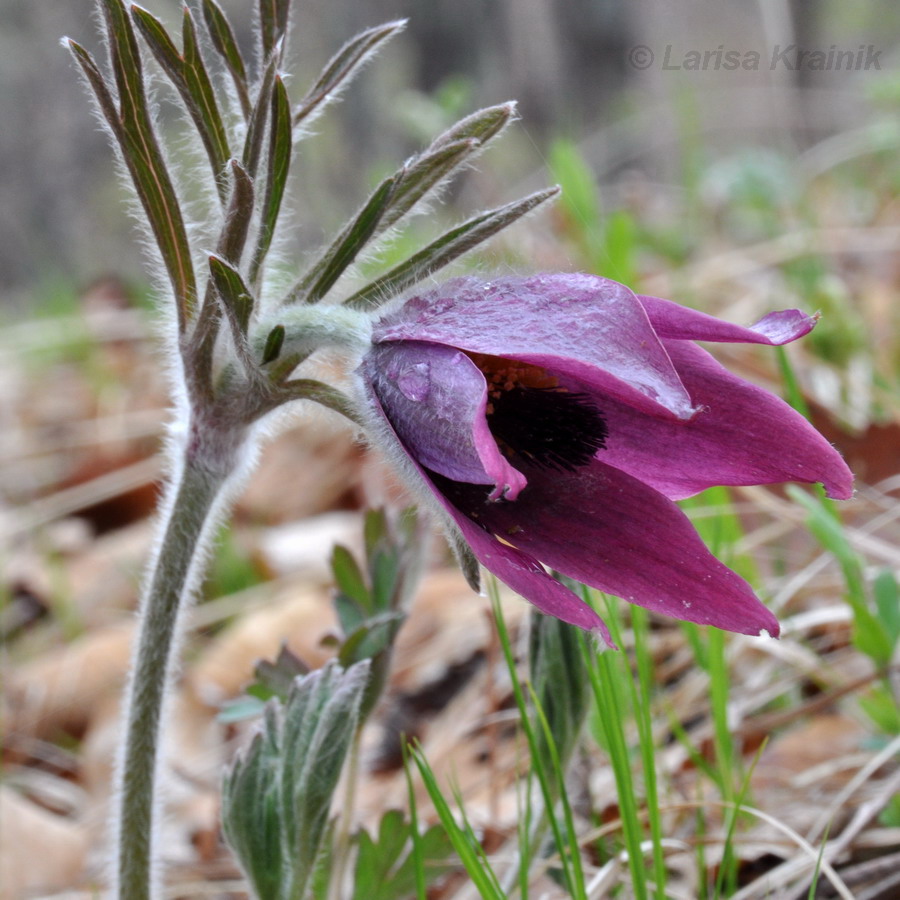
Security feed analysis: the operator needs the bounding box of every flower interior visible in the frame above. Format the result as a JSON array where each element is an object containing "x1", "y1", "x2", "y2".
[{"x1": 468, "y1": 352, "x2": 609, "y2": 474}]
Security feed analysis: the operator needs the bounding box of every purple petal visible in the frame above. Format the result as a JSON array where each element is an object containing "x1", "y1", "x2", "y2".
[
  {"x1": 361, "y1": 341, "x2": 526, "y2": 499},
  {"x1": 470, "y1": 459, "x2": 781, "y2": 639},
  {"x1": 558, "y1": 340, "x2": 854, "y2": 501},
  {"x1": 447, "y1": 510, "x2": 614, "y2": 644},
  {"x1": 638, "y1": 294, "x2": 817, "y2": 345},
  {"x1": 375, "y1": 275, "x2": 698, "y2": 419}
]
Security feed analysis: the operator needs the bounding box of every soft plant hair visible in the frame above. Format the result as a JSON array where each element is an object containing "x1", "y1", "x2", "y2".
[{"x1": 64, "y1": 0, "x2": 556, "y2": 895}]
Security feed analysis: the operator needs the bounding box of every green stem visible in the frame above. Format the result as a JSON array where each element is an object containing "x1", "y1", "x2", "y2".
[
  {"x1": 327, "y1": 726, "x2": 362, "y2": 900},
  {"x1": 116, "y1": 459, "x2": 227, "y2": 900}
]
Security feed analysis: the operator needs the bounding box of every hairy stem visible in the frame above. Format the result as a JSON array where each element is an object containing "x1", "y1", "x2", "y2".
[{"x1": 115, "y1": 457, "x2": 228, "y2": 899}]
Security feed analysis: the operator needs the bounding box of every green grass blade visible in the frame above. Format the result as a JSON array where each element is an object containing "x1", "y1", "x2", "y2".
[
  {"x1": 401, "y1": 745, "x2": 429, "y2": 900},
  {"x1": 714, "y1": 742, "x2": 766, "y2": 898},
  {"x1": 490, "y1": 582, "x2": 586, "y2": 899},
  {"x1": 528, "y1": 683, "x2": 588, "y2": 897},
  {"x1": 707, "y1": 628, "x2": 736, "y2": 806},
  {"x1": 583, "y1": 597, "x2": 649, "y2": 900},
  {"x1": 629, "y1": 606, "x2": 667, "y2": 899},
  {"x1": 409, "y1": 744, "x2": 505, "y2": 900}
]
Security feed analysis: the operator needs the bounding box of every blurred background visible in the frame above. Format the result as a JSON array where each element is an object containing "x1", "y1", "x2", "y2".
[
  {"x1": 3, "y1": 0, "x2": 899, "y2": 306},
  {"x1": 3, "y1": 2, "x2": 900, "y2": 897}
]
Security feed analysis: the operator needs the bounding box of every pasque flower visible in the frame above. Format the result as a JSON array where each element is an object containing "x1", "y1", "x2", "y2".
[{"x1": 359, "y1": 274, "x2": 853, "y2": 645}]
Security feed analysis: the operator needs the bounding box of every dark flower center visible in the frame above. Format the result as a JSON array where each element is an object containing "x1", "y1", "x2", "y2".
[
  {"x1": 488, "y1": 385, "x2": 608, "y2": 472},
  {"x1": 467, "y1": 352, "x2": 608, "y2": 473}
]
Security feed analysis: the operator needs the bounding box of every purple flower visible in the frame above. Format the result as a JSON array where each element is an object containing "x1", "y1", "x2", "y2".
[{"x1": 359, "y1": 274, "x2": 854, "y2": 645}]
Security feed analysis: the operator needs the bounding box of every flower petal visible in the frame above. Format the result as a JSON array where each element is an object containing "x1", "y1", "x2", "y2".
[
  {"x1": 447, "y1": 509, "x2": 614, "y2": 644},
  {"x1": 638, "y1": 295, "x2": 817, "y2": 345},
  {"x1": 556, "y1": 340, "x2": 854, "y2": 501},
  {"x1": 469, "y1": 459, "x2": 781, "y2": 639},
  {"x1": 375, "y1": 275, "x2": 697, "y2": 419},
  {"x1": 361, "y1": 341, "x2": 526, "y2": 498}
]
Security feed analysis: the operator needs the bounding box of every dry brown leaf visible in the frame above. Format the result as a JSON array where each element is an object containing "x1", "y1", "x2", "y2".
[
  {"x1": 0, "y1": 785, "x2": 89, "y2": 899},
  {"x1": 3, "y1": 621, "x2": 134, "y2": 741},
  {"x1": 236, "y1": 414, "x2": 362, "y2": 524}
]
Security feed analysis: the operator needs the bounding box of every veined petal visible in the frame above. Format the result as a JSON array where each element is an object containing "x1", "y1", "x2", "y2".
[
  {"x1": 466, "y1": 459, "x2": 781, "y2": 639},
  {"x1": 561, "y1": 340, "x2": 854, "y2": 501},
  {"x1": 362, "y1": 341, "x2": 526, "y2": 499},
  {"x1": 375, "y1": 275, "x2": 697, "y2": 419},
  {"x1": 638, "y1": 294, "x2": 817, "y2": 345}
]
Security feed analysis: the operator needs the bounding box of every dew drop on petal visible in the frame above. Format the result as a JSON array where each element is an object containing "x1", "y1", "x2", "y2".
[{"x1": 393, "y1": 361, "x2": 431, "y2": 402}]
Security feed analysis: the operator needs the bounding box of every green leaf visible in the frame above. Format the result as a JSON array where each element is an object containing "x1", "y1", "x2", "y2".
[
  {"x1": 207, "y1": 254, "x2": 257, "y2": 374},
  {"x1": 375, "y1": 103, "x2": 516, "y2": 233},
  {"x1": 286, "y1": 174, "x2": 397, "y2": 305},
  {"x1": 217, "y1": 160, "x2": 255, "y2": 265},
  {"x1": 208, "y1": 254, "x2": 254, "y2": 331},
  {"x1": 528, "y1": 611, "x2": 590, "y2": 797},
  {"x1": 200, "y1": 0, "x2": 250, "y2": 118},
  {"x1": 352, "y1": 810, "x2": 454, "y2": 900},
  {"x1": 790, "y1": 487, "x2": 892, "y2": 665},
  {"x1": 130, "y1": 5, "x2": 231, "y2": 203},
  {"x1": 258, "y1": 0, "x2": 290, "y2": 62},
  {"x1": 332, "y1": 544, "x2": 371, "y2": 611},
  {"x1": 217, "y1": 694, "x2": 267, "y2": 724},
  {"x1": 93, "y1": 0, "x2": 197, "y2": 331},
  {"x1": 181, "y1": 7, "x2": 231, "y2": 189},
  {"x1": 254, "y1": 643, "x2": 310, "y2": 701},
  {"x1": 222, "y1": 661, "x2": 370, "y2": 900},
  {"x1": 377, "y1": 139, "x2": 475, "y2": 233},
  {"x1": 67, "y1": 41, "x2": 125, "y2": 144},
  {"x1": 294, "y1": 20, "x2": 406, "y2": 127},
  {"x1": 250, "y1": 74, "x2": 293, "y2": 287},
  {"x1": 874, "y1": 568, "x2": 900, "y2": 650},
  {"x1": 429, "y1": 101, "x2": 516, "y2": 150},
  {"x1": 337, "y1": 613, "x2": 405, "y2": 669},
  {"x1": 242, "y1": 52, "x2": 279, "y2": 179},
  {"x1": 343, "y1": 186, "x2": 560, "y2": 312},
  {"x1": 261, "y1": 324, "x2": 286, "y2": 364},
  {"x1": 363, "y1": 507, "x2": 389, "y2": 561},
  {"x1": 221, "y1": 719, "x2": 284, "y2": 899},
  {"x1": 858, "y1": 685, "x2": 900, "y2": 734},
  {"x1": 130, "y1": 6, "x2": 184, "y2": 85}
]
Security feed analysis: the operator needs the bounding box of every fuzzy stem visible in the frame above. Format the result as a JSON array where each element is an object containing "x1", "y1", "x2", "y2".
[{"x1": 115, "y1": 457, "x2": 228, "y2": 900}]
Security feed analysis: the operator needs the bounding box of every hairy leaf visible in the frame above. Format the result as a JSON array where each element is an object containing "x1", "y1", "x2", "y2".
[
  {"x1": 286, "y1": 174, "x2": 397, "y2": 305},
  {"x1": 344, "y1": 186, "x2": 560, "y2": 311},
  {"x1": 200, "y1": 0, "x2": 251, "y2": 117},
  {"x1": 294, "y1": 20, "x2": 406, "y2": 127},
  {"x1": 249, "y1": 74, "x2": 293, "y2": 287},
  {"x1": 93, "y1": 0, "x2": 197, "y2": 330}
]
